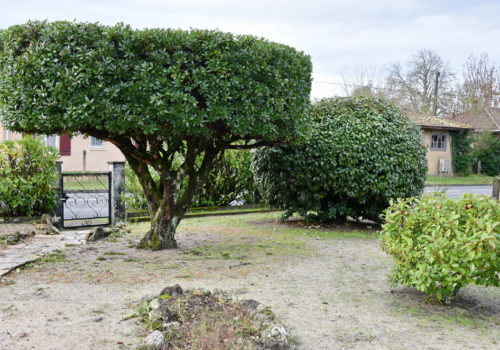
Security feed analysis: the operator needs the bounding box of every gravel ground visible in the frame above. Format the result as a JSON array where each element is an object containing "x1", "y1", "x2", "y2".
[{"x1": 0, "y1": 213, "x2": 498, "y2": 350}]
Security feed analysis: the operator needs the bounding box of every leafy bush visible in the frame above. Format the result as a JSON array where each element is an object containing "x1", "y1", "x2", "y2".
[
  {"x1": 253, "y1": 97, "x2": 427, "y2": 223},
  {"x1": 0, "y1": 136, "x2": 59, "y2": 216},
  {"x1": 121, "y1": 164, "x2": 159, "y2": 210},
  {"x1": 381, "y1": 193, "x2": 499, "y2": 302},
  {"x1": 450, "y1": 131, "x2": 473, "y2": 176},
  {"x1": 473, "y1": 131, "x2": 500, "y2": 176},
  {"x1": 192, "y1": 150, "x2": 260, "y2": 207},
  {"x1": 123, "y1": 150, "x2": 260, "y2": 210}
]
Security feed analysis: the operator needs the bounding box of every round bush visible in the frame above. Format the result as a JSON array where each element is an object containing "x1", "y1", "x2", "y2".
[
  {"x1": 381, "y1": 193, "x2": 499, "y2": 302},
  {"x1": 253, "y1": 97, "x2": 427, "y2": 222}
]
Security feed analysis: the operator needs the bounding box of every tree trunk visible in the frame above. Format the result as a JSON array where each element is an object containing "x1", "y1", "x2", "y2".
[
  {"x1": 137, "y1": 199, "x2": 183, "y2": 250},
  {"x1": 122, "y1": 141, "x2": 219, "y2": 250}
]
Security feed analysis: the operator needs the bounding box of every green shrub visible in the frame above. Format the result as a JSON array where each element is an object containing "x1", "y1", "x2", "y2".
[
  {"x1": 381, "y1": 193, "x2": 499, "y2": 302},
  {"x1": 121, "y1": 164, "x2": 159, "y2": 210},
  {"x1": 123, "y1": 150, "x2": 261, "y2": 210},
  {"x1": 253, "y1": 97, "x2": 427, "y2": 223},
  {"x1": 473, "y1": 131, "x2": 500, "y2": 176},
  {"x1": 192, "y1": 149, "x2": 260, "y2": 207},
  {"x1": 0, "y1": 136, "x2": 59, "y2": 216},
  {"x1": 450, "y1": 131, "x2": 473, "y2": 176}
]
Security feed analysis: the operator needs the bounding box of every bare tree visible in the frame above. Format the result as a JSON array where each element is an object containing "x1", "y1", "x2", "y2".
[
  {"x1": 385, "y1": 49, "x2": 456, "y2": 116},
  {"x1": 458, "y1": 53, "x2": 500, "y2": 113},
  {"x1": 340, "y1": 64, "x2": 388, "y2": 98}
]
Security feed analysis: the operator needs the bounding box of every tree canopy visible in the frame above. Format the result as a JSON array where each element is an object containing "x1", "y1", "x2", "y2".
[{"x1": 0, "y1": 21, "x2": 312, "y2": 249}]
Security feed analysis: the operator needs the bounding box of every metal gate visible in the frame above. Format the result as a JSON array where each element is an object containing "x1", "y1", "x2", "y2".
[{"x1": 60, "y1": 172, "x2": 112, "y2": 228}]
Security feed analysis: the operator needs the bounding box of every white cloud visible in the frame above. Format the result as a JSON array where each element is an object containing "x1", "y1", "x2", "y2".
[{"x1": 1, "y1": 0, "x2": 499, "y2": 99}]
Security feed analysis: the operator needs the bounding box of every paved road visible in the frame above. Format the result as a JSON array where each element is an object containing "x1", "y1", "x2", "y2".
[{"x1": 424, "y1": 185, "x2": 493, "y2": 198}]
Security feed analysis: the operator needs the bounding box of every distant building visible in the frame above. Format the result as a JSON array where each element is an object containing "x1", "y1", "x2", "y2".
[
  {"x1": 406, "y1": 111, "x2": 473, "y2": 176},
  {"x1": 452, "y1": 107, "x2": 500, "y2": 134},
  {"x1": 0, "y1": 123, "x2": 125, "y2": 172}
]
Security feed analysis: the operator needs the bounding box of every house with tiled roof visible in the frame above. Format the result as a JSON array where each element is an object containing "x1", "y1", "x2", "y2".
[
  {"x1": 0, "y1": 122, "x2": 125, "y2": 172},
  {"x1": 452, "y1": 107, "x2": 500, "y2": 134},
  {"x1": 405, "y1": 111, "x2": 473, "y2": 176}
]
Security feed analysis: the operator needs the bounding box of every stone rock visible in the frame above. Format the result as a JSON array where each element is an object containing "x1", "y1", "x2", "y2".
[
  {"x1": 46, "y1": 225, "x2": 60, "y2": 235},
  {"x1": 149, "y1": 298, "x2": 161, "y2": 311},
  {"x1": 35, "y1": 223, "x2": 47, "y2": 231},
  {"x1": 262, "y1": 325, "x2": 289, "y2": 350},
  {"x1": 86, "y1": 227, "x2": 111, "y2": 241},
  {"x1": 148, "y1": 310, "x2": 163, "y2": 324},
  {"x1": 144, "y1": 330, "x2": 165, "y2": 350},
  {"x1": 41, "y1": 214, "x2": 52, "y2": 225},
  {"x1": 159, "y1": 284, "x2": 183, "y2": 297},
  {"x1": 163, "y1": 321, "x2": 180, "y2": 331},
  {"x1": 138, "y1": 294, "x2": 157, "y2": 304},
  {"x1": 238, "y1": 299, "x2": 261, "y2": 310}
]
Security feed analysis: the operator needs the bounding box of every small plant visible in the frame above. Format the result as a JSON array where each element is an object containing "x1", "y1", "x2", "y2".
[{"x1": 381, "y1": 193, "x2": 499, "y2": 303}]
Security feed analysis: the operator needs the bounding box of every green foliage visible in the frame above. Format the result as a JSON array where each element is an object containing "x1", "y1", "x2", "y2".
[
  {"x1": 192, "y1": 150, "x2": 260, "y2": 207},
  {"x1": 0, "y1": 136, "x2": 59, "y2": 216},
  {"x1": 0, "y1": 21, "x2": 311, "y2": 143},
  {"x1": 0, "y1": 21, "x2": 311, "y2": 248},
  {"x1": 253, "y1": 97, "x2": 427, "y2": 223},
  {"x1": 122, "y1": 164, "x2": 159, "y2": 210},
  {"x1": 123, "y1": 150, "x2": 260, "y2": 210},
  {"x1": 450, "y1": 131, "x2": 473, "y2": 176},
  {"x1": 381, "y1": 193, "x2": 499, "y2": 303},
  {"x1": 473, "y1": 132, "x2": 500, "y2": 176}
]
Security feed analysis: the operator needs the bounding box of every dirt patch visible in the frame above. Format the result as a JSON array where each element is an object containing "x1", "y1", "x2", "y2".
[
  {"x1": 249, "y1": 216, "x2": 380, "y2": 233},
  {"x1": 0, "y1": 212, "x2": 498, "y2": 350}
]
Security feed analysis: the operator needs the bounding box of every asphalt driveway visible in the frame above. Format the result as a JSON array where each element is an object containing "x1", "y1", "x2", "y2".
[{"x1": 424, "y1": 185, "x2": 493, "y2": 198}]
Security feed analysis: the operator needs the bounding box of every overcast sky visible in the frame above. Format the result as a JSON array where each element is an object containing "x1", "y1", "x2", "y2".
[{"x1": 2, "y1": 0, "x2": 499, "y2": 99}]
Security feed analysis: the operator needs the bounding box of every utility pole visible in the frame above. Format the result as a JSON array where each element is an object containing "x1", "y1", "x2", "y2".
[{"x1": 433, "y1": 71, "x2": 440, "y2": 115}]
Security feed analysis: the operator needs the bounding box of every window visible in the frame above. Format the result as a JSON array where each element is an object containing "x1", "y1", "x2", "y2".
[
  {"x1": 91, "y1": 137, "x2": 104, "y2": 149},
  {"x1": 430, "y1": 134, "x2": 447, "y2": 151},
  {"x1": 45, "y1": 135, "x2": 58, "y2": 148}
]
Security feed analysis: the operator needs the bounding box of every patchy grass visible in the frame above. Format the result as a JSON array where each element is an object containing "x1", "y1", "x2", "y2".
[
  {"x1": 394, "y1": 303, "x2": 492, "y2": 330},
  {"x1": 177, "y1": 211, "x2": 379, "y2": 239},
  {"x1": 183, "y1": 237, "x2": 307, "y2": 261},
  {"x1": 36, "y1": 250, "x2": 67, "y2": 263},
  {"x1": 426, "y1": 175, "x2": 493, "y2": 185},
  {"x1": 103, "y1": 251, "x2": 126, "y2": 256},
  {"x1": 22, "y1": 250, "x2": 68, "y2": 270}
]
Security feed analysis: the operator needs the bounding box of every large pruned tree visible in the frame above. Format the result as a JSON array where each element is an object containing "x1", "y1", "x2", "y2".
[{"x1": 0, "y1": 21, "x2": 312, "y2": 249}]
